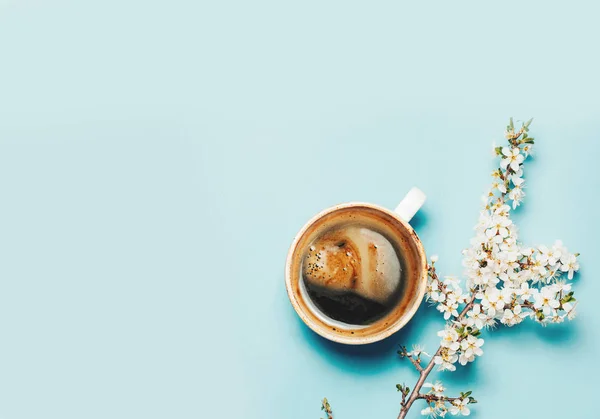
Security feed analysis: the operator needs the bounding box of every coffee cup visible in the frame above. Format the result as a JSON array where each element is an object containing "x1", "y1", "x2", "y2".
[{"x1": 285, "y1": 188, "x2": 427, "y2": 345}]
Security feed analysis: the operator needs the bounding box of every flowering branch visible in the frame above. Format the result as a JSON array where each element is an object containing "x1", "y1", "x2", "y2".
[
  {"x1": 319, "y1": 119, "x2": 581, "y2": 419},
  {"x1": 394, "y1": 118, "x2": 581, "y2": 418}
]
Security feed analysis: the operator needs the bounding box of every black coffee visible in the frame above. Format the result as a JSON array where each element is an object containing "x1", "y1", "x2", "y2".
[{"x1": 302, "y1": 222, "x2": 405, "y2": 325}]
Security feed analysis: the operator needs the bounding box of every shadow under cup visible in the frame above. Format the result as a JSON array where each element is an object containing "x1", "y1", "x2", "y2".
[{"x1": 285, "y1": 203, "x2": 428, "y2": 345}]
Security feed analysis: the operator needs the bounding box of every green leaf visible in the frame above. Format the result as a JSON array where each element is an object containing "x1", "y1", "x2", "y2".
[
  {"x1": 563, "y1": 291, "x2": 574, "y2": 300},
  {"x1": 396, "y1": 384, "x2": 410, "y2": 396},
  {"x1": 561, "y1": 291, "x2": 576, "y2": 304},
  {"x1": 468, "y1": 397, "x2": 478, "y2": 404},
  {"x1": 495, "y1": 146, "x2": 503, "y2": 155},
  {"x1": 522, "y1": 117, "x2": 533, "y2": 133},
  {"x1": 509, "y1": 117, "x2": 514, "y2": 130}
]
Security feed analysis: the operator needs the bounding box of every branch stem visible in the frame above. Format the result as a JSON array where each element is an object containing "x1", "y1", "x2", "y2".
[
  {"x1": 407, "y1": 355, "x2": 424, "y2": 372},
  {"x1": 416, "y1": 394, "x2": 461, "y2": 403}
]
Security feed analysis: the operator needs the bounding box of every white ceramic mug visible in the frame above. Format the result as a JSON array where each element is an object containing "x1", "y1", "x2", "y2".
[{"x1": 285, "y1": 188, "x2": 427, "y2": 345}]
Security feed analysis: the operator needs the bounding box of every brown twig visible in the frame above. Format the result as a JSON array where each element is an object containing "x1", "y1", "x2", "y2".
[
  {"x1": 416, "y1": 393, "x2": 461, "y2": 403},
  {"x1": 401, "y1": 390, "x2": 407, "y2": 407},
  {"x1": 321, "y1": 398, "x2": 333, "y2": 419},
  {"x1": 406, "y1": 355, "x2": 424, "y2": 372}
]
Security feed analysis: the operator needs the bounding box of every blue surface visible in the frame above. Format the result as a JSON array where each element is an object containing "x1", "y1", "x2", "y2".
[{"x1": 0, "y1": 1, "x2": 599, "y2": 418}]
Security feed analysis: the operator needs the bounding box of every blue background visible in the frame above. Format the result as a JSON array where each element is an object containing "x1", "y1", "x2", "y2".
[{"x1": 0, "y1": 1, "x2": 598, "y2": 418}]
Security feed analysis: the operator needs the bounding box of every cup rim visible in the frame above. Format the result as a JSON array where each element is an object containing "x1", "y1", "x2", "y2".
[{"x1": 285, "y1": 202, "x2": 427, "y2": 345}]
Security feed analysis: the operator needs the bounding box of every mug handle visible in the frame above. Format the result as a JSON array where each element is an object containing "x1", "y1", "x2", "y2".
[{"x1": 394, "y1": 187, "x2": 426, "y2": 222}]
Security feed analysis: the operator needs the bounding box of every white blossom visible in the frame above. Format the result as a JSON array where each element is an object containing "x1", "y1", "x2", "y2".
[
  {"x1": 500, "y1": 147, "x2": 524, "y2": 171},
  {"x1": 517, "y1": 282, "x2": 536, "y2": 302},
  {"x1": 449, "y1": 398, "x2": 470, "y2": 416},
  {"x1": 550, "y1": 309, "x2": 565, "y2": 324},
  {"x1": 466, "y1": 304, "x2": 488, "y2": 329},
  {"x1": 498, "y1": 288, "x2": 515, "y2": 307},
  {"x1": 407, "y1": 344, "x2": 431, "y2": 358},
  {"x1": 533, "y1": 287, "x2": 560, "y2": 315},
  {"x1": 486, "y1": 215, "x2": 512, "y2": 238},
  {"x1": 501, "y1": 304, "x2": 528, "y2": 326},
  {"x1": 459, "y1": 335, "x2": 484, "y2": 365},
  {"x1": 540, "y1": 243, "x2": 561, "y2": 266},
  {"x1": 423, "y1": 381, "x2": 445, "y2": 397},
  {"x1": 434, "y1": 351, "x2": 458, "y2": 372},
  {"x1": 428, "y1": 280, "x2": 446, "y2": 303},
  {"x1": 565, "y1": 302, "x2": 578, "y2": 320},
  {"x1": 494, "y1": 204, "x2": 511, "y2": 218},
  {"x1": 421, "y1": 406, "x2": 436, "y2": 417},
  {"x1": 438, "y1": 296, "x2": 460, "y2": 320},
  {"x1": 508, "y1": 185, "x2": 525, "y2": 209},
  {"x1": 481, "y1": 288, "x2": 504, "y2": 317},
  {"x1": 553, "y1": 281, "x2": 571, "y2": 294},
  {"x1": 438, "y1": 328, "x2": 460, "y2": 352},
  {"x1": 560, "y1": 254, "x2": 580, "y2": 280},
  {"x1": 491, "y1": 179, "x2": 507, "y2": 194}
]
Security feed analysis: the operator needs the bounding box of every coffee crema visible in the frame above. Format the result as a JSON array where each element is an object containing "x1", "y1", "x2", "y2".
[{"x1": 301, "y1": 222, "x2": 405, "y2": 325}]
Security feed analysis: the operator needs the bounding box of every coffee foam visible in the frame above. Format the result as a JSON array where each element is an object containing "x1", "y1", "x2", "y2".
[{"x1": 302, "y1": 225, "x2": 402, "y2": 305}]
